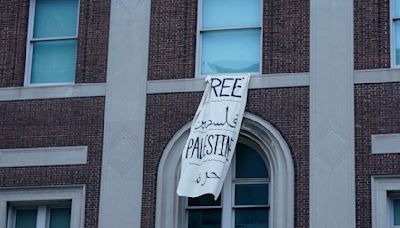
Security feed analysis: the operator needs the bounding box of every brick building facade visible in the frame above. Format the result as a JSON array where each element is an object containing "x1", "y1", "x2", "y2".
[{"x1": 0, "y1": 0, "x2": 399, "y2": 228}]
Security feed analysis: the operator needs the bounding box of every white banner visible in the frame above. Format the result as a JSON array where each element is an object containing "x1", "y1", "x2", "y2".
[{"x1": 177, "y1": 74, "x2": 250, "y2": 199}]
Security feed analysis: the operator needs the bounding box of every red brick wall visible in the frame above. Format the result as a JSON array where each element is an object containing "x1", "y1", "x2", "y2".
[
  {"x1": 355, "y1": 82, "x2": 400, "y2": 228},
  {"x1": 148, "y1": 0, "x2": 393, "y2": 77},
  {"x1": 148, "y1": 0, "x2": 310, "y2": 80},
  {"x1": 0, "y1": 97, "x2": 105, "y2": 228},
  {"x1": 0, "y1": 0, "x2": 110, "y2": 87},
  {"x1": 142, "y1": 87, "x2": 310, "y2": 227},
  {"x1": 354, "y1": 0, "x2": 391, "y2": 70}
]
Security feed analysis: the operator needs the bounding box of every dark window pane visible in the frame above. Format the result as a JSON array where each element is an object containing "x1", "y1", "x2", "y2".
[
  {"x1": 15, "y1": 209, "x2": 37, "y2": 228},
  {"x1": 188, "y1": 209, "x2": 221, "y2": 228},
  {"x1": 394, "y1": 199, "x2": 400, "y2": 225},
  {"x1": 235, "y1": 208, "x2": 269, "y2": 228},
  {"x1": 236, "y1": 143, "x2": 268, "y2": 178},
  {"x1": 189, "y1": 194, "x2": 221, "y2": 206},
  {"x1": 235, "y1": 184, "x2": 268, "y2": 205},
  {"x1": 49, "y1": 208, "x2": 71, "y2": 228}
]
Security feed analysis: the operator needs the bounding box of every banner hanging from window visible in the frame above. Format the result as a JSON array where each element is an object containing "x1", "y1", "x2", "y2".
[{"x1": 177, "y1": 74, "x2": 250, "y2": 199}]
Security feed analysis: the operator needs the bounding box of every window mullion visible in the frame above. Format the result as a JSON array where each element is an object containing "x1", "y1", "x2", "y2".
[
  {"x1": 24, "y1": 0, "x2": 37, "y2": 86},
  {"x1": 221, "y1": 163, "x2": 233, "y2": 228},
  {"x1": 6, "y1": 206, "x2": 15, "y2": 228},
  {"x1": 200, "y1": 26, "x2": 261, "y2": 32},
  {"x1": 186, "y1": 206, "x2": 222, "y2": 210},
  {"x1": 36, "y1": 206, "x2": 47, "y2": 228},
  {"x1": 31, "y1": 36, "x2": 78, "y2": 42}
]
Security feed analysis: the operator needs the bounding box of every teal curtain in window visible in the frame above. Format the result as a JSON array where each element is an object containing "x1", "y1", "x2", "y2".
[
  {"x1": 34, "y1": 0, "x2": 78, "y2": 38},
  {"x1": 15, "y1": 209, "x2": 37, "y2": 228},
  {"x1": 394, "y1": 199, "x2": 400, "y2": 225},
  {"x1": 30, "y1": 0, "x2": 78, "y2": 84},
  {"x1": 201, "y1": 29, "x2": 260, "y2": 74},
  {"x1": 202, "y1": 0, "x2": 260, "y2": 29},
  {"x1": 49, "y1": 208, "x2": 71, "y2": 228},
  {"x1": 396, "y1": 21, "x2": 400, "y2": 65},
  {"x1": 31, "y1": 40, "x2": 77, "y2": 83},
  {"x1": 201, "y1": 0, "x2": 261, "y2": 75}
]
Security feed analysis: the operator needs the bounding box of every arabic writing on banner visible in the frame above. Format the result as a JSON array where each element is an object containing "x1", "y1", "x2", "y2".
[{"x1": 177, "y1": 74, "x2": 250, "y2": 199}]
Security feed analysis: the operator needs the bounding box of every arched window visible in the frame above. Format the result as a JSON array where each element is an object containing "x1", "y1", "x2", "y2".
[
  {"x1": 184, "y1": 140, "x2": 270, "y2": 227},
  {"x1": 156, "y1": 113, "x2": 294, "y2": 228}
]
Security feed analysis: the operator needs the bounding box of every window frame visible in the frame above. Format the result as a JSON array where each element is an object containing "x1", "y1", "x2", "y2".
[
  {"x1": 24, "y1": 0, "x2": 81, "y2": 87},
  {"x1": 371, "y1": 177, "x2": 400, "y2": 228},
  {"x1": 390, "y1": 0, "x2": 400, "y2": 68},
  {"x1": 0, "y1": 186, "x2": 85, "y2": 228},
  {"x1": 183, "y1": 139, "x2": 271, "y2": 227},
  {"x1": 155, "y1": 113, "x2": 295, "y2": 228},
  {"x1": 195, "y1": 0, "x2": 263, "y2": 77},
  {"x1": 7, "y1": 201, "x2": 72, "y2": 228},
  {"x1": 388, "y1": 193, "x2": 400, "y2": 228}
]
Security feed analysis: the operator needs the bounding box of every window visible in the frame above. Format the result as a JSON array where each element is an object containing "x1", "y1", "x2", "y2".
[
  {"x1": 371, "y1": 177, "x2": 400, "y2": 228},
  {"x1": 155, "y1": 113, "x2": 294, "y2": 228},
  {"x1": 0, "y1": 186, "x2": 85, "y2": 228},
  {"x1": 184, "y1": 142, "x2": 270, "y2": 228},
  {"x1": 197, "y1": 0, "x2": 262, "y2": 76},
  {"x1": 25, "y1": 0, "x2": 79, "y2": 85},
  {"x1": 391, "y1": 0, "x2": 400, "y2": 67},
  {"x1": 7, "y1": 202, "x2": 71, "y2": 228},
  {"x1": 389, "y1": 193, "x2": 400, "y2": 228}
]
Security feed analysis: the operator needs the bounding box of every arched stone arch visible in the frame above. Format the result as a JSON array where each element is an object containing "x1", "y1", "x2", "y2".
[{"x1": 155, "y1": 112, "x2": 294, "y2": 228}]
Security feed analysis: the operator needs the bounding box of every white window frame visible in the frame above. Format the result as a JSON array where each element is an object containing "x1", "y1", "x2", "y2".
[
  {"x1": 24, "y1": 0, "x2": 80, "y2": 87},
  {"x1": 390, "y1": 0, "x2": 400, "y2": 68},
  {"x1": 371, "y1": 177, "x2": 400, "y2": 228},
  {"x1": 7, "y1": 202, "x2": 71, "y2": 228},
  {"x1": 182, "y1": 138, "x2": 271, "y2": 227},
  {"x1": 155, "y1": 112, "x2": 294, "y2": 228},
  {"x1": 195, "y1": 0, "x2": 263, "y2": 77},
  {"x1": 388, "y1": 193, "x2": 400, "y2": 228},
  {"x1": 0, "y1": 186, "x2": 85, "y2": 228}
]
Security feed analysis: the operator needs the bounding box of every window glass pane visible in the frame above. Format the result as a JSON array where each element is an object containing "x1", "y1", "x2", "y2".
[
  {"x1": 49, "y1": 208, "x2": 71, "y2": 228},
  {"x1": 189, "y1": 194, "x2": 221, "y2": 206},
  {"x1": 394, "y1": 199, "x2": 400, "y2": 225},
  {"x1": 15, "y1": 209, "x2": 37, "y2": 228},
  {"x1": 34, "y1": 0, "x2": 78, "y2": 38},
  {"x1": 235, "y1": 184, "x2": 268, "y2": 205},
  {"x1": 188, "y1": 209, "x2": 221, "y2": 228},
  {"x1": 201, "y1": 29, "x2": 260, "y2": 74},
  {"x1": 31, "y1": 40, "x2": 77, "y2": 83},
  {"x1": 396, "y1": 20, "x2": 400, "y2": 65},
  {"x1": 396, "y1": 0, "x2": 400, "y2": 17},
  {"x1": 202, "y1": 0, "x2": 260, "y2": 28},
  {"x1": 235, "y1": 208, "x2": 269, "y2": 228},
  {"x1": 236, "y1": 143, "x2": 268, "y2": 178}
]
